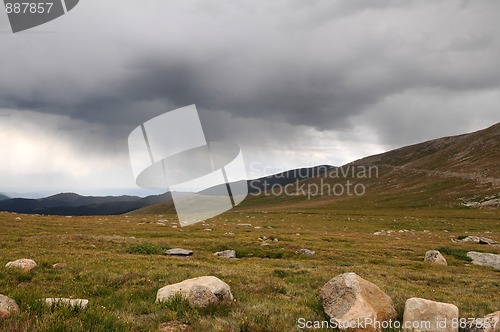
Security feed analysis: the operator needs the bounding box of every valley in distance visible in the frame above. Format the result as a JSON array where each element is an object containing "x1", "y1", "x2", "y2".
[{"x1": 0, "y1": 123, "x2": 499, "y2": 331}]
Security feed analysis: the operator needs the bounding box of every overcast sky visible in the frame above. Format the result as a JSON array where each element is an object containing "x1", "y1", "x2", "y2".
[{"x1": 1, "y1": 0, "x2": 499, "y2": 197}]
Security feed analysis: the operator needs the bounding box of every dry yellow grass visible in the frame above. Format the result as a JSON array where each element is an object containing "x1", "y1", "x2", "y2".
[{"x1": 0, "y1": 206, "x2": 499, "y2": 331}]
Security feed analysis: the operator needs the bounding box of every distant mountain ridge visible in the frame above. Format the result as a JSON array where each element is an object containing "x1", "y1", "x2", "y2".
[
  {"x1": 0, "y1": 166, "x2": 335, "y2": 216},
  {"x1": 0, "y1": 165, "x2": 336, "y2": 216},
  {"x1": 129, "y1": 122, "x2": 500, "y2": 214},
  {"x1": 2, "y1": 123, "x2": 498, "y2": 215},
  {"x1": 0, "y1": 192, "x2": 172, "y2": 216},
  {"x1": 0, "y1": 194, "x2": 9, "y2": 201}
]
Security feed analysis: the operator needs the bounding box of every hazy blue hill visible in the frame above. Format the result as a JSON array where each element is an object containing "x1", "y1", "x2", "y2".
[{"x1": 0, "y1": 192, "x2": 172, "y2": 216}]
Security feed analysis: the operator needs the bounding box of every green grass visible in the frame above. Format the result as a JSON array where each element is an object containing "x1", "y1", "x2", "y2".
[
  {"x1": 127, "y1": 242, "x2": 169, "y2": 255},
  {"x1": 335, "y1": 261, "x2": 354, "y2": 267},
  {"x1": 436, "y1": 247, "x2": 473, "y2": 262},
  {"x1": 0, "y1": 207, "x2": 499, "y2": 331},
  {"x1": 234, "y1": 247, "x2": 286, "y2": 259}
]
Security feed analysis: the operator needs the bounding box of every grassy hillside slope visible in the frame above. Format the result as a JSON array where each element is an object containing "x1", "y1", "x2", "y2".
[{"x1": 237, "y1": 123, "x2": 500, "y2": 212}]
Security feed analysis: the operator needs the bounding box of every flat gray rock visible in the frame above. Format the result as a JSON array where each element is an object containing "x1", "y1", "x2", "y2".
[
  {"x1": 460, "y1": 236, "x2": 496, "y2": 245},
  {"x1": 165, "y1": 248, "x2": 193, "y2": 256},
  {"x1": 467, "y1": 251, "x2": 500, "y2": 270}
]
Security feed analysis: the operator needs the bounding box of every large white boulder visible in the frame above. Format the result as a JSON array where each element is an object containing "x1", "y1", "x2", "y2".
[
  {"x1": 403, "y1": 297, "x2": 459, "y2": 332},
  {"x1": 424, "y1": 250, "x2": 448, "y2": 265},
  {"x1": 319, "y1": 272, "x2": 397, "y2": 330},
  {"x1": 5, "y1": 258, "x2": 37, "y2": 271},
  {"x1": 156, "y1": 276, "x2": 233, "y2": 307}
]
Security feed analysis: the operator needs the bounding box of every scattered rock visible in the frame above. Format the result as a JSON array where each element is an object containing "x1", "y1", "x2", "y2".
[
  {"x1": 159, "y1": 321, "x2": 191, "y2": 332},
  {"x1": 465, "y1": 311, "x2": 500, "y2": 332},
  {"x1": 403, "y1": 297, "x2": 459, "y2": 332},
  {"x1": 483, "y1": 311, "x2": 500, "y2": 332},
  {"x1": 260, "y1": 242, "x2": 270, "y2": 246},
  {"x1": 296, "y1": 249, "x2": 315, "y2": 255},
  {"x1": 375, "y1": 229, "x2": 415, "y2": 236},
  {"x1": 237, "y1": 223, "x2": 252, "y2": 227},
  {"x1": 465, "y1": 198, "x2": 500, "y2": 208},
  {"x1": 459, "y1": 236, "x2": 496, "y2": 245},
  {"x1": 156, "y1": 276, "x2": 233, "y2": 304},
  {"x1": 273, "y1": 238, "x2": 279, "y2": 242},
  {"x1": 467, "y1": 251, "x2": 500, "y2": 270},
  {"x1": 165, "y1": 248, "x2": 193, "y2": 256},
  {"x1": 480, "y1": 198, "x2": 500, "y2": 208},
  {"x1": 464, "y1": 202, "x2": 481, "y2": 208},
  {"x1": 0, "y1": 294, "x2": 19, "y2": 319},
  {"x1": 424, "y1": 250, "x2": 448, "y2": 265},
  {"x1": 52, "y1": 263, "x2": 67, "y2": 269},
  {"x1": 44, "y1": 298, "x2": 89, "y2": 309},
  {"x1": 5, "y1": 258, "x2": 37, "y2": 271},
  {"x1": 213, "y1": 250, "x2": 236, "y2": 259},
  {"x1": 319, "y1": 272, "x2": 397, "y2": 329},
  {"x1": 186, "y1": 285, "x2": 218, "y2": 308}
]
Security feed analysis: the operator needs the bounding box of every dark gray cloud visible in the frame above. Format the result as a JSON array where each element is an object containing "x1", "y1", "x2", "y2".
[
  {"x1": 1, "y1": 0, "x2": 499, "y2": 193},
  {"x1": 2, "y1": 0, "x2": 499, "y2": 132}
]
